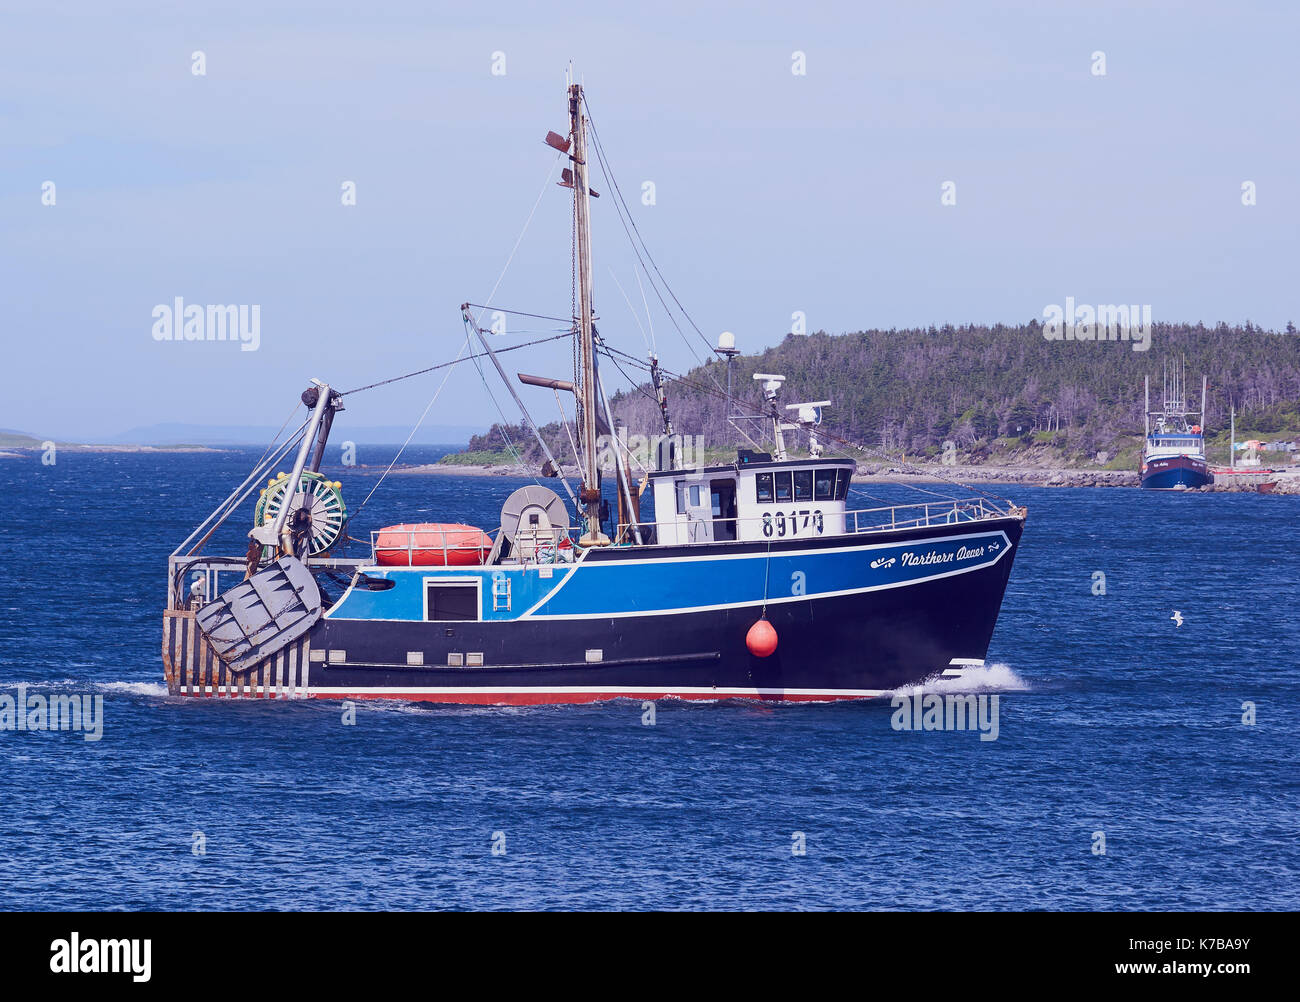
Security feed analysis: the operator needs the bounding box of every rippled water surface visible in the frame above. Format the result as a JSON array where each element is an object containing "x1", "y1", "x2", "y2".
[{"x1": 0, "y1": 448, "x2": 1295, "y2": 909}]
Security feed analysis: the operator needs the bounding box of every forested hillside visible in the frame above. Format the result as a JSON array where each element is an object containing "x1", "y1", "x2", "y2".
[
  {"x1": 612, "y1": 322, "x2": 1300, "y2": 463},
  {"x1": 449, "y1": 322, "x2": 1300, "y2": 468}
]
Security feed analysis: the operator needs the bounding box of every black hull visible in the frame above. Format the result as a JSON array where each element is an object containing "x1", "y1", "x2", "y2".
[{"x1": 303, "y1": 517, "x2": 1024, "y2": 703}]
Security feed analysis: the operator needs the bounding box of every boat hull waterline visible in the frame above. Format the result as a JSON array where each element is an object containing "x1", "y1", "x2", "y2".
[
  {"x1": 1141, "y1": 454, "x2": 1213, "y2": 490},
  {"x1": 164, "y1": 517, "x2": 1023, "y2": 704}
]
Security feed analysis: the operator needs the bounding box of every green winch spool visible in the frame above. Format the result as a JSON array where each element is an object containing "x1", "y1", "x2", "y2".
[{"x1": 254, "y1": 470, "x2": 347, "y2": 555}]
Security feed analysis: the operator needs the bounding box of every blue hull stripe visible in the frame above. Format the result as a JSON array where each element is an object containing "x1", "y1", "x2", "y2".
[
  {"x1": 325, "y1": 529, "x2": 1013, "y2": 622},
  {"x1": 525, "y1": 530, "x2": 1011, "y2": 619}
]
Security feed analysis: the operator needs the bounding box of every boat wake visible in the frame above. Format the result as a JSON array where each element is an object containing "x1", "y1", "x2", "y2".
[
  {"x1": 890, "y1": 662, "x2": 1029, "y2": 698},
  {"x1": 93, "y1": 681, "x2": 171, "y2": 698},
  {"x1": 1, "y1": 678, "x2": 170, "y2": 698}
]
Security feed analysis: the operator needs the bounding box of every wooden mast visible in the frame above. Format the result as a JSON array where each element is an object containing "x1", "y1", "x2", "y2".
[{"x1": 570, "y1": 82, "x2": 608, "y2": 546}]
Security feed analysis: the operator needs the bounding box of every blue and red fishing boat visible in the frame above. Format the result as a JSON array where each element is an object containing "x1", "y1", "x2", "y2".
[
  {"x1": 160, "y1": 79, "x2": 1027, "y2": 704},
  {"x1": 1140, "y1": 361, "x2": 1213, "y2": 490}
]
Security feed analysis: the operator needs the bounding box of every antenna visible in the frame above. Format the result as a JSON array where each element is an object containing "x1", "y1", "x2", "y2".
[
  {"x1": 786, "y1": 401, "x2": 830, "y2": 424},
  {"x1": 715, "y1": 331, "x2": 739, "y2": 419},
  {"x1": 753, "y1": 374, "x2": 788, "y2": 459},
  {"x1": 786, "y1": 400, "x2": 832, "y2": 457}
]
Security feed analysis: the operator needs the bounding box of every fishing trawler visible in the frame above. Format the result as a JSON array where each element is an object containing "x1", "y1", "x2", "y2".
[
  {"x1": 1141, "y1": 361, "x2": 1213, "y2": 490},
  {"x1": 160, "y1": 81, "x2": 1027, "y2": 704}
]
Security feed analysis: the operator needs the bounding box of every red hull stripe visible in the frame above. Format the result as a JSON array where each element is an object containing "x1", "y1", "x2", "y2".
[
  {"x1": 303, "y1": 686, "x2": 888, "y2": 704},
  {"x1": 175, "y1": 686, "x2": 891, "y2": 703}
]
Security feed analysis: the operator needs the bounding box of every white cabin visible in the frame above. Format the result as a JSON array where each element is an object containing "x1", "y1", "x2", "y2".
[{"x1": 649, "y1": 453, "x2": 856, "y2": 545}]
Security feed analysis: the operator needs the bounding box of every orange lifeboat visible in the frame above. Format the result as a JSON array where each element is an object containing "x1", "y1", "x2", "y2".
[{"x1": 374, "y1": 523, "x2": 493, "y2": 567}]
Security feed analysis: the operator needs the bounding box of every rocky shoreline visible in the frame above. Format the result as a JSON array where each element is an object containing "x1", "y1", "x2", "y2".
[
  {"x1": 386, "y1": 459, "x2": 1299, "y2": 494},
  {"x1": 1, "y1": 444, "x2": 221, "y2": 455}
]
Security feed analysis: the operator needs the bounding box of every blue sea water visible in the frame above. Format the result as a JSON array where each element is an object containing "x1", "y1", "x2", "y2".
[{"x1": 0, "y1": 447, "x2": 1295, "y2": 910}]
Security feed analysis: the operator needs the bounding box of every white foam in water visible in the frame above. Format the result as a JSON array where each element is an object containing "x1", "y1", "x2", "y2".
[
  {"x1": 94, "y1": 681, "x2": 170, "y2": 697},
  {"x1": 0, "y1": 670, "x2": 1025, "y2": 707},
  {"x1": 18, "y1": 680, "x2": 172, "y2": 697},
  {"x1": 889, "y1": 661, "x2": 1030, "y2": 698}
]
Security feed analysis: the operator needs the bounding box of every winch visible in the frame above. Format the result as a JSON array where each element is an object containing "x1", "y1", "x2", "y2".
[{"x1": 254, "y1": 470, "x2": 347, "y2": 556}]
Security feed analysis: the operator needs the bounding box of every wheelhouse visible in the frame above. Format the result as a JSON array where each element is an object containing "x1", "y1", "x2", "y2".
[{"x1": 649, "y1": 453, "x2": 857, "y2": 545}]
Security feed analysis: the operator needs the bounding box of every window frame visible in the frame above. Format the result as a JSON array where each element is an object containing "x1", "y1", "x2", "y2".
[{"x1": 423, "y1": 577, "x2": 483, "y2": 622}]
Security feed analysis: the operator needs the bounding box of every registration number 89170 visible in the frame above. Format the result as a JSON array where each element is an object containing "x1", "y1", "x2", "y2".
[{"x1": 761, "y1": 510, "x2": 823, "y2": 537}]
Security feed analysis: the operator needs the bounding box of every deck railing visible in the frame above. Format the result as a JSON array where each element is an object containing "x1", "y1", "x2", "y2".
[
  {"x1": 171, "y1": 499, "x2": 1016, "y2": 596},
  {"x1": 614, "y1": 496, "x2": 1018, "y2": 545},
  {"x1": 166, "y1": 553, "x2": 369, "y2": 611},
  {"x1": 844, "y1": 497, "x2": 1012, "y2": 532}
]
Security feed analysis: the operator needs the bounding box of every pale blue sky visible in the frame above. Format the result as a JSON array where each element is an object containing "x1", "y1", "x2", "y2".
[{"x1": 1, "y1": 0, "x2": 1295, "y2": 439}]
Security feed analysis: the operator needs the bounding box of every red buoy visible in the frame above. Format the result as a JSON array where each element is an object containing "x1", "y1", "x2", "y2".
[{"x1": 746, "y1": 618, "x2": 778, "y2": 658}]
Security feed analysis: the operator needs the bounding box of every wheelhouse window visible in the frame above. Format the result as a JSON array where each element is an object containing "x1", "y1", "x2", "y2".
[
  {"x1": 834, "y1": 468, "x2": 851, "y2": 500},
  {"x1": 755, "y1": 472, "x2": 774, "y2": 503},
  {"x1": 773, "y1": 471, "x2": 793, "y2": 502},
  {"x1": 794, "y1": 469, "x2": 813, "y2": 501},
  {"x1": 675, "y1": 480, "x2": 686, "y2": 514},
  {"x1": 425, "y1": 582, "x2": 479, "y2": 621},
  {"x1": 814, "y1": 469, "x2": 835, "y2": 501}
]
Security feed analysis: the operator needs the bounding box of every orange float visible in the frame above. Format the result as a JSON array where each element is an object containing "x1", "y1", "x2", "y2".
[
  {"x1": 374, "y1": 523, "x2": 493, "y2": 567},
  {"x1": 746, "y1": 618, "x2": 778, "y2": 657}
]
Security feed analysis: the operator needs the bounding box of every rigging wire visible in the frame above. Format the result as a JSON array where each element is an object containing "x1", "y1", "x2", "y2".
[
  {"x1": 467, "y1": 326, "x2": 544, "y2": 490},
  {"x1": 553, "y1": 387, "x2": 583, "y2": 472},
  {"x1": 343, "y1": 150, "x2": 567, "y2": 399},
  {"x1": 338, "y1": 332, "x2": 572, "y2": 396},
  {"x1": 349, "y1": 331, "x2": 471, "y2": 521},
  {"x1": 250, "y1": 399, "x2": 307, "y2": 474},
  {"x1": 581, "y1": 100, "x2": 729, "y2": 406},
  {"x1": 607, "y1": 267, "x2": 652, "y2": 353},
  {"x1": 460, "y1": 304, "x2": 573, "y2": 325},
  {"x1": 632, "y1": 264, "x2": 658, "y2": 354},
  {"x1": 597, "y1": 341, "x2": 1010, "y2": 505},
  {"x1": 598, "y1": 341, "x2": 664, "y2": 409},
  {"x1": 582, "y1": 93, "x2": 721, "y2": 363},
  {"x1": 474, "y1": 150, "x2": 566, "y2": 328},
  {"x1": 180, "y1": 419, "x2": 311, "y2": 557}
]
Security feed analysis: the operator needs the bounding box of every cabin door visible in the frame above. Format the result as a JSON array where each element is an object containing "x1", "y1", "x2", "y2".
[
  {"x1": 680, "y1": 480, "x2": 714, "y2": 543},
  {"x1": 710, "y1": 478, "x2": 738, "y2": 541}
]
